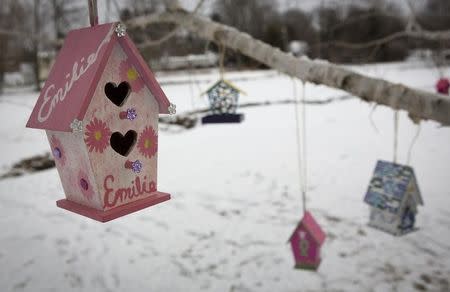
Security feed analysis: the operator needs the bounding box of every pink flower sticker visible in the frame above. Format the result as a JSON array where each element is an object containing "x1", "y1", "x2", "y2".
[
  {"x1": 137, "y1": 126, "x2": 158, "y2": 159},
  {"x1": 84, "y1": 117, "x2": 111, "y2": 153},
  {"x1": 50, "y1": 135, "x2": 66, "y2": 166},
  {"x1": 119, "y1": 60, "x2": 144, "y2": 92}
]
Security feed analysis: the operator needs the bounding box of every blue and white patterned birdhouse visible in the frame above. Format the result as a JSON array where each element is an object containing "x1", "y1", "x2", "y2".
[
  {"x1": 364, "y1": 160, "x2": 424, "y2": 235},
  {"x1": 201, "y1": 79, "x2": 245, "y2": 124}
]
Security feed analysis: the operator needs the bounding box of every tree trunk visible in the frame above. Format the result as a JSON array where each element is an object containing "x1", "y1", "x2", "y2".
[
  {"x1": 33, "y1": 0, "x2": 41, "y2": 91},
  {"x1": 128, "y1": 10, "x2": 450, "y2": 126}
]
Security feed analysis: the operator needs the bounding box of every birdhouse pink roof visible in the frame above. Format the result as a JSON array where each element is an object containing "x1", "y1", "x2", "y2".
[
  {"x1": 26, "y1": 22, "x2": 171, "y2": 132},
  {"x1": 289, "y1": 211, "x2": 326, "y2": 245}
]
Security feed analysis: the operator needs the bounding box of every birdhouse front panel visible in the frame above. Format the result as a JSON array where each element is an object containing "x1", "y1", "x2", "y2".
[
  {"x1": 290, "y1": 226, "x2": 319, "y2": 265},
  {"x1": 47, "y1": 130, "x2": 103, "y2": 210},
  {"x1": 207, "y1": 80, "x2": 239, "y2": 114},
  {"x1": 82, "y1": 43, "x2": 159, "y2": 211},
  {"x1": 368, "y1": 208, "x2": 400, "y2": 235}
]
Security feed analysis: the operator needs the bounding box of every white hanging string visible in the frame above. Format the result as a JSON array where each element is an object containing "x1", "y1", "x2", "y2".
[
  {"x1": 406, "y1": 124, "x2": 421, "y2": 165},
  {"x1": 187, "y1": 65, "x2": 197, "y2": 112},
  {"x1": 292, "y1": 78, "x2": 307, "y2": 214},
  {"x1": 300, "y1": 81, "x2": 307, "y2": 213},
  {"x1": 219, "y1": 43, "x2": 226, "y2": 80},
  {"x1": 369, "y1": 104, "x2": 380, "y2": 134},
  {"x1": 393, "y1": 110, "x2": 399, "y2": 163}
]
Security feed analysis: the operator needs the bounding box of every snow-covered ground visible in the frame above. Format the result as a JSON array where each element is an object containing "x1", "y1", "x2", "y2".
[{"x1": 0, "y1": 62, "x2": 449, "y2": 292}]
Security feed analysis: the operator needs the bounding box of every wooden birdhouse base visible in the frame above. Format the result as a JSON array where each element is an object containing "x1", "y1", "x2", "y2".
[
  {"x1": 56, "y1": 192, "x2": 171, "y2": 222},
  {"x1": 201, "y1": 113, "x2": 244, "y2": 124},
  {"x1": 294, "y1": 259, "x2": 321, "y2": 271}
]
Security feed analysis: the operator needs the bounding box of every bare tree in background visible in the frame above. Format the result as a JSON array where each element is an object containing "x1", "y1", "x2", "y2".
[
  {"x1": 32, "y1": 0, "x2": 42, "y2": 91},
  {"x1": 50, "y1": 0, "x2": 86, "y2": 42},
  {"x1": 416, "y1": 0, "x2": 450, "y2": 72},
  {"x1": 211, "y1": 0, "x2": 278, "y2": 67}
]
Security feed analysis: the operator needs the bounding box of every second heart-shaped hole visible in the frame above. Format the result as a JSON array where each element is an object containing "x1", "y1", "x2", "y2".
[
  {"x1": 110, "y1": 130, "x2": 137, "y2": 156},
  {"x1": 104, "y1": 81, "x2": 131, "y2": 107}
]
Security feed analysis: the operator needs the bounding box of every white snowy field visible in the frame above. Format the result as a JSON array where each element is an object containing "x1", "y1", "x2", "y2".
[{"x1": 0, "y1": 61, "x2": 449, "y2": 292}]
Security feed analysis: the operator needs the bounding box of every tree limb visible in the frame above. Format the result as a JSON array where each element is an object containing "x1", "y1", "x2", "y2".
[{"x1": 127, "y1": 10, "x2": 450, "y2": 125}]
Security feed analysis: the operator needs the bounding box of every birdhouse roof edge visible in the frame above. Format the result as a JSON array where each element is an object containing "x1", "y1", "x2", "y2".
[{"x1": 200, "y1": 78, "x2": 247, "y2": 97}]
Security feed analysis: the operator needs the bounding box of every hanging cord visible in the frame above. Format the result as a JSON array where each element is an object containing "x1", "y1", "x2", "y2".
[
  {"x1": 406, "y1": 124, "x2": 421, "y2": 165},
  {"x1": 393, "y1": 110, "x2": 399, "y2": 163},
  {"x1": 300, "y1": 81, "x2": 308, "y2": 214},
  {"x1": 87, "y1": 0, "x2": 98, "y2": 26},
  {"x1": 369, "y1": 104, "x2": 380, "y2": 134},
  {"x1": 187, "y1": 64, "x2": 196, "y2": 112},
  {"x1": 219, "y1": 43, "x2": 226, "y2": 80},
  {"x1": 292, "y1": 78, "x2": 307, "y2": 214}
]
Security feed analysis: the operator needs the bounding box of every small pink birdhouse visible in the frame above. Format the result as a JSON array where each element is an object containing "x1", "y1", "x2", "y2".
[
  {"x1": 288, "y1": 211, "x2": 326, "y2": 270},
  {"x1": 26, "y1": 22, "x2": 176, "y2": 222},
  {"x1": 436, "y1": 77, "x2": 450, "y2": 95}
]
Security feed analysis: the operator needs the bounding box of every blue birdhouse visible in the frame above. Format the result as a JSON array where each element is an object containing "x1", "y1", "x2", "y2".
[
  {"x1": 201, "y1": 79, "x2": 245, "y2": 124},
  {"x1": 364, "y1": 160, "x2": 424, "y2": 236}
]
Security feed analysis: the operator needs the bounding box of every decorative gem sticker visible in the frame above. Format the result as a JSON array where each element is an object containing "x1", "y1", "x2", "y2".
[
  {"x1": 84, "y1": 117, "x2": 111, "y2": 153},
  {"x1": 119, "y1": 60, "x2": 144, "y2": 92},
  {"x1": 137, "y1": 126, "x2": 158, "y2": 159},
  {"x1": 70, "y1": 119, "x2": 84, "y2": 133},
  {"x1": 168, "y1": 103, "x2": 176, "y2": 115},
  {"x1": 125, "y1": 160, "x2": 143, "y2": 173},
  {"x1": 78, "y1": 170, "x2": 94, "y2": 200},
  {"x1": 115, "y1": 23, "x2": 126, "y2": 37},
  {"x1": 119, "y1": 108, "x2": 137, "y2": 120},
  {"x1": 50, "y1": 135, "x2": 66, "y2": 166}
]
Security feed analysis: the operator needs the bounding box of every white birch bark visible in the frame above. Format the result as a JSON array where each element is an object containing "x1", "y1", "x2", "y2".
[{"x1": 128, "y1": 11, "x2": 450, "y2": 126}]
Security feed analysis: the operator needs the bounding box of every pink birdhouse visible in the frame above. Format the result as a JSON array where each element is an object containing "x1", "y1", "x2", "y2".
[
  {"x1": 288, "y1": 211, "x2": 326, "y2": 270},
  {"x1": 436, "y1": 78, "x2": 450, "y2": 95},
  {"x1": 26, "y1": 22, "x2": 176, "y2": 222}
]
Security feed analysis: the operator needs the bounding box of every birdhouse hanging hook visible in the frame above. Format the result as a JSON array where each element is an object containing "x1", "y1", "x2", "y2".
[{"x1": 88, "y1": 0, "x2": 99, "y2": 27}]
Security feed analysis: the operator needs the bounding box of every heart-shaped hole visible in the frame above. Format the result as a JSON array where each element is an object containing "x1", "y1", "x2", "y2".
[
  {"x1": 110, "y1": 130, "x2": 137, "y2": 156},
  {"x1": 104, "y1": 82, "x2": 131, "y2": 107}
]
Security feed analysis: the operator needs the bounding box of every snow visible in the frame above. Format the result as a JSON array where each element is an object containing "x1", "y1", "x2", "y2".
[{"x1": 1, "y1": 61, "x2": 450, "y2": 292}]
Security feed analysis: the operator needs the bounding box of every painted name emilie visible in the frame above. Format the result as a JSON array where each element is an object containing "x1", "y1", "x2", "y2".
[
  {"x1": 37, "y1": 27, "x2": 114, "y2": 123},
  {"x1": 103, "y1": 174, "x2": 156, "y2": 208}
]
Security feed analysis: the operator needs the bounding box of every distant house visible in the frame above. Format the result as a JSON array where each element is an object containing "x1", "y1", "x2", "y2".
[
  {"x1": 364, "y1": 160, "x2": 424, "y2": 235},
  {"x1": 288, "y1": 211, "x2": 326, "y2": 270}
]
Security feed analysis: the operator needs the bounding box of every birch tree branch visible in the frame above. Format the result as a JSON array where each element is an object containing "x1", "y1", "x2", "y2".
[{"x1": 127, "y1": 10, "x2": 450, "y2": 126}]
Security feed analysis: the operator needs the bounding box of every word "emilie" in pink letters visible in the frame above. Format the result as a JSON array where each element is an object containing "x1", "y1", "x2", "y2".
[{"x1": 103, "y1": 174, "x2": 156, "y2": 208}]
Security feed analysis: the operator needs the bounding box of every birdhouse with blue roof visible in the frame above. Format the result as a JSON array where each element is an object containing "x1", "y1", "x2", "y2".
[
  {"x1": 201, "y1": 79, "x2": 245, "y2": 124},
  {"x1": 364, "y1": 160, "x2": 424, "y2": 235}
]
